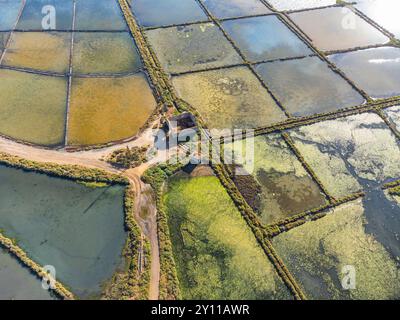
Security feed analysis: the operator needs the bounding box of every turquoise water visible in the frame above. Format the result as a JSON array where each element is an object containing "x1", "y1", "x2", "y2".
[
  {"x1": 223, "y1": 15, "x2": 312, "y2": 62},
  {"x1": 75, "y1": 0, "x2": 127, "y2": 30},
  {"x1": 202, "y1": 0, "x2": 271, "y2": 19},
  {"x1": 132, "y1": 0, "x2": 208, "y2": 27},
  {"x1": 0, "y1": 165, "x2": 127, "y2": 298},
  {"x1": 255, "y1": 56, "x2": 365, "y2": 116},
  {"x1": 17, "y1": 0, "x2": 73, "y2": 30},
  {"x1": 329, "y1": 47, "x2": 400, "y2": 99},
  {"x1": 0, "y1": 248, "x2": 56, "y2": 300},
  {"x1": 0, "y1": 0, "x2": 23, "y2": 30}
]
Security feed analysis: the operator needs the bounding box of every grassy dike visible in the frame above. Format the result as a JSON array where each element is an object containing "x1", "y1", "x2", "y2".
[
  {"x1": 0, "y1": 152, "x2": 149, "y2": 300},
  {"x1": 142, "y1": 164, "x2": 183, "y2": 300}
]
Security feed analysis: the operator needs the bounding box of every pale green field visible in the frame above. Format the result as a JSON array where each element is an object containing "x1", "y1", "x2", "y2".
[
  {"x1": 273, "y1": 199, "x2": 400, "y2": 300},
  {"x1": 163, "y1": 174, "x2": 291, "y2": 300},
  {"x1": 0, "y1": 69, "x2": 67, "y2": 146}
]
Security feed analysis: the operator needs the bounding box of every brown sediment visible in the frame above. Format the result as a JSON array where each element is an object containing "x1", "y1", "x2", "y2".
[{"x1": 68, "y1": 74, "x2": 157, "y2": 146}]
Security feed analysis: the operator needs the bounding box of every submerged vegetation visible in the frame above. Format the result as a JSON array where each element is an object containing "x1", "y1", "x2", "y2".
[{"x1": 163, "y1": 174, "x2": 291, "y2": 299}]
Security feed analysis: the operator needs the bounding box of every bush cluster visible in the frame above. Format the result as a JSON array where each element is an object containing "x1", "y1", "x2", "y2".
[{"x1": 107, "y1": 146, "x2": 149, "y2": 169}]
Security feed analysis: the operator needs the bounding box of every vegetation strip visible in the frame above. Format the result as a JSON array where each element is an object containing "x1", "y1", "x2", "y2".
[
  {"x1": 142, "y1": 164, "x2": 184, "y2": 300},
  {"x1": 0, "y1": 233, "x2": 74, "y2": 300},
  {"x1": 0, "y1": 152, "x2": 128, "y2": 184},
  {"x1": 103, "y1": 186, "x2": 151, "y2": 300}
]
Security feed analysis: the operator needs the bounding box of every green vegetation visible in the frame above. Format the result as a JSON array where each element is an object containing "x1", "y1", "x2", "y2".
[
  {"x1": 163, "y1": 174, "x2": 291, "y2": 299},
  {"x1": 388, "y1": 185, "x2": 400, "y2": 196},
  {"x1": 107, "y1": 146, "x2": 149, "y2": 169},
  {"x1": 0, "y1": 69, "x2": 67, "y2": 146},
  {"x1": 0, "y1": 152, "x2": 128, "y2": 185},
  {"x1": 103, "y1": 187, "x2": 150, "y2": 300},
  {"x1": 273, "y1": 199, "x2": 400, "y2": 300},
  {"x1": 142, "y1": 164, "x2": 184, "y2": 300},
  {"x1": 211, "y1": 162, "x2": 306, "y2": 299}
]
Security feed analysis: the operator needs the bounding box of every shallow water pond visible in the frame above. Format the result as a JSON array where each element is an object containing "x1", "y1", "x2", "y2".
[
  {"x1": 0, "y1": 248, "x2": 56, "y2": 300},
  {"x1": 75, "y1": 0, "x2": 127, "y2": 30},
  {"x1": 255, "y1": 56, "x2": 364, "y2": 117},
  {"x1": 17, "y1": 0, "x2": 73, "y2": 30},
  {"x1": 225, "y1": 134, "x2": 327, "y2": 225},
  {"x1": 146, "y1": 23, "x2": 242, "y2": 74},
  {"x1": 2, "y1": 31, "x2": 71, "y2": 73},
  {"x1": 132, "y1": 0, "x2": 208, "y2": 28},
  {"x1": 0, "y1": 165, "x2": 128, "y2": 298},
  {"x1": 68, "y1": 73, "x2": 156, "y2": 146},
  {"x1": 222, "y1": 15, "x2": 312, "y2": 62},
  {"x1": 355, "y1": 0, "x2": 400, "y2": 39},
  {"x1": 0, "y1": 69, "x2": 67, "y2": 146},
  {"x1": 201, "y1": 0, "x2": 271, "y2": 19},
  {"x1": 268, "y1": 0, "x2": 336, "y2": 11},
  {"x1": 272, "y1": 199, "x2": 400, "y2": 299},
  {"x1": 289, "y1": 113, "x2": 400, "y2": 198},
  {"x1": 290, "y1": 7, "x2": 389, "y2": 51},
  {"x1": 72, "y1": 32, "x2": 141, "y2": 74},
  {"x1": 329, "y1": 47, "x2": 400, "y2": 99},
  {"x1": 0, "y1": 32, "x2": 9, "y2": 54},
  {"x1": 0, "y1": 0, "x2": 23, "y2": 30},
  {"x1": 163, "y1": 173, "x2": 292, "y2": 299},
  {"x1": 172, "y1": 66, "x2": 287, "y2": 129}
]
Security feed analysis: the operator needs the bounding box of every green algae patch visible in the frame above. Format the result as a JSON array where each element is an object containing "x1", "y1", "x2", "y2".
[
  {"x1": 0, "y1": 69, "x2": 67, "y2": 146},
  {"x1": 68, "y1": 73, "x2": 156, "y2": 146},
  {"x1": 226, "y1": 134, "x2": 327, "y2": 225},
  {"x1": 272, "y1": 199, "x2": 400, "y2": 300},
  {"x1": 172, "y1": 66, "x2": 287, "y2": 129},
  {"x1": 163, "y1": 174, "x2": 291, "y2": 300},
  {"x1": 3, "y1": 32, "x2": 71, "y2": 73},
  {"x1": 289, "y1": 113, "x2": 400, "y2": 198},
  {"x1": 72, "y1": 32, "x2": 142, "y2": 74},
  {"x1": 145, "y1": 23, "x2": 243, "y2": 74}
]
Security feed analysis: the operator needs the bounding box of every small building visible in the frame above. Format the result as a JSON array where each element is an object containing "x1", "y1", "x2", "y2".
[{"x1": 163, "y1": 112, "x2": 198, "y2": 142}]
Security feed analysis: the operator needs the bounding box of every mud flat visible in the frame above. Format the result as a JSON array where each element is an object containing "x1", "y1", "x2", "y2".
[{"x1": 225, "y1": 134, "x2": 327, "y2": 224}]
